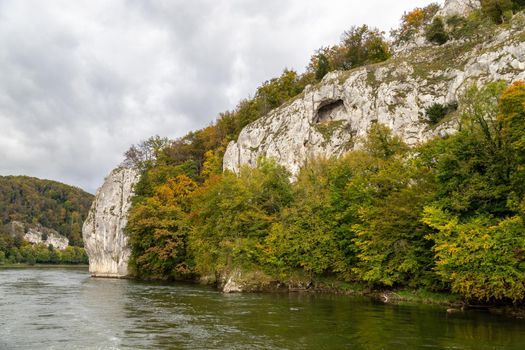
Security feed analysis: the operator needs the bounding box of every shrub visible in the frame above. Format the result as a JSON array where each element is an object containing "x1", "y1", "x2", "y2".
[
  {"x1": 425, "y1": 17, "x2": 449, "y2": 45},
  {"x1": 481, "y1": 0, "x2": 514, "y2": 23},
  {"x1": 425, "y1": 102, "x2": 458, "y2": 125},
  {"x1": 391, "y1": 3, "x2": 440, "y2": 44},
  {"x1": 307, "y1": 25, "x2": 391, "y2": 81},
  {"x1": 314, "y1": 53, "x2": 331, "y2": 81}
]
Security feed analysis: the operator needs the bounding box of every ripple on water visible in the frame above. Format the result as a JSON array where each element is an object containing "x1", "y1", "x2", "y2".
[{"x1": 1, "y1": 268, "x2": 525, "y2": 350}]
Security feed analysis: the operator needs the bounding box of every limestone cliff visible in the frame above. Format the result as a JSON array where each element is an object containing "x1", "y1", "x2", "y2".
[
  {"x1": 437, "y1": 0, "x2": 480, "y2": 17},
  {"x1": 82, "y1": 167, "x2": 139, "y2": 278},
  {"x1": 223, "y1": 9, "x2": 525, "y2": 177},
  {"x1": 23, "y1": 225, "x2": 69, "y2": 250},
  {"x1": 7, "y1": 221, "x2": 69, "y2": 250}
]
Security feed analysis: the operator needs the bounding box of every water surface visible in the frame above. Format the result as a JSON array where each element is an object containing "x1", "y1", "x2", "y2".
[{"x1": 1, "y1": 267, "x2": 524, "y2": 349}]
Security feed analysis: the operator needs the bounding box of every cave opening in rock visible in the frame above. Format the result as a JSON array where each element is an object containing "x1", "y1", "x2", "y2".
[{"x1": 315, "y1": 99, "x2": 347, "y2": 123}]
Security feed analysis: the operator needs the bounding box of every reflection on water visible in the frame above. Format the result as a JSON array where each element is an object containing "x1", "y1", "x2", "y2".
[{"x1": 0, "y1": 267, "x2": 524, "y2": 349}]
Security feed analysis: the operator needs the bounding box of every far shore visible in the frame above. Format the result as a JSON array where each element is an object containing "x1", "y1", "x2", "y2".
[{"x1": 0, "y1": 263, "x2": 89, "y2": 269}]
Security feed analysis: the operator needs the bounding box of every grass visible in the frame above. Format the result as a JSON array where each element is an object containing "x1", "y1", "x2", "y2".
[{"x1": 313, "y1": 120, "x2": 346, "y2": 145}]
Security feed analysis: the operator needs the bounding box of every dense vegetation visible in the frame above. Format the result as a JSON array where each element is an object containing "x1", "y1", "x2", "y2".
[
  {"x1": 125, "y1": 81, "x2": 525, "y2": 303},
  {"x1": 0, "y1": 176, "x2": 92, "y2": 265},
  {"x1": 0, "y1": 176, "x2": 93, "y2": 246},
  {"x1": 0, "y1": 240, "x2": 88, "y2": 265},
  {"x1": 123, "y1": 5, "x2": 525, "y2": 304}
]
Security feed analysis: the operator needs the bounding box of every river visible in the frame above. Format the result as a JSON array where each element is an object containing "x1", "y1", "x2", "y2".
[{"x1": 1, "y1": 267, "x2": 524, "y2": 349}]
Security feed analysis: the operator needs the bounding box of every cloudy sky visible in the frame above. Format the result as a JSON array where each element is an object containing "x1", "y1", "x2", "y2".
[{"x1": 0, "y1": 0, "x2": 437, "y2": 193}]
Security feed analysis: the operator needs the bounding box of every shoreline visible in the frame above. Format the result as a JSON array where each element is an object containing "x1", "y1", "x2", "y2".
[
  {"x1": 0, "y1": 263, "x2": 89, "y2": 269},
  {"x1": 5, "y1": 264, "x2": 524, "y2": 318}
]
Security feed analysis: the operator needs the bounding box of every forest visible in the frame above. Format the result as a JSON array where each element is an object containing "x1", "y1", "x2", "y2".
[
  {"x1": 0, "y1": 176, "x2": 93, "y2": 264},
  {"x1": 122, "y1": 1, "x2": 525, "y2": 303}
]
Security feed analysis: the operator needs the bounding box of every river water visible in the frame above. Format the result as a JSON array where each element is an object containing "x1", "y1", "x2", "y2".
[{"x1": 1, "y1": 268, "x2": 525, "y2": 349}]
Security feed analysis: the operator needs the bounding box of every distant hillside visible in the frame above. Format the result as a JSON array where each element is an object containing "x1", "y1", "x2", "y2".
[{"x1": 0, "y1": 176, "x2": 94, "y2": 246}]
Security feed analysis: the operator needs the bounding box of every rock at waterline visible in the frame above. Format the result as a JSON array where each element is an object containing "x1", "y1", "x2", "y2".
[{"x1": 82, "y1": 167, "x2": 139, "y2": 278}]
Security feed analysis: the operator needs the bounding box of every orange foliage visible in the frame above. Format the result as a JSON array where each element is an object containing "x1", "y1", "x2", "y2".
[{"x1": 402, "y1": 8, "x2": 426, "y2": 28}]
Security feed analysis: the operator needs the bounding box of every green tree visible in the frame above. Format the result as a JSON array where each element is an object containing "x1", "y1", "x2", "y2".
[
  {"x1": 430, "y1": 82, "x2": 512, "y2": 217},
  {"x1": 262, "y1": 158, "x2": 346, "y2": 276},
  {"x1": 315, "y1": 52, "x2": 331, "y2": 81},
  {"x1": 481, "y1": 0, "x2": 514, "y2": 23},
  {"x1": 352, "y1": 160, "x2": 437, "y2": 288},
  {"x1": 127, "y1": 175, "x2": 197, "y2": 279},
  {"x1": 122, "y1": 135, "x2": 171, "y2": 170},
  {"x1": 255, "y1": 69, "x2": 310, "y2": 115},
  {"x1": 341, "y1": 25, "x2": 391, "y2": 69},
  {"x1": 190, "y1": 159, "x2": 292, "y2": 276},
  {"x1": 424, "y1": 208, "x2": 525, "y2": 301},
  {"x1": 498, "y1": 81, "x2": 525, "y2": 207},
  {"x1": 362, "y1": 123, "x2": 409, "y2": 160},
  {"x1": 349, "y1": 126, "x2": 437, "y2": 287}
]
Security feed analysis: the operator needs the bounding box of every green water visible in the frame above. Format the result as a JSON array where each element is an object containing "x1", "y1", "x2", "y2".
[{"x1": 0, "y1": 267, "x2": 524, "y2": 349}]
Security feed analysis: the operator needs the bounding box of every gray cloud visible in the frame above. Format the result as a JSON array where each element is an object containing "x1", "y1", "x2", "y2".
[{"x1": 0, "y1": 0, "x2": 438, "y2": 193}]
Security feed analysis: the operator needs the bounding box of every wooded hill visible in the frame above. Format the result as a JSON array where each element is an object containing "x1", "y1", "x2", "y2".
[{"x1": 0, "y1": 176, "x2": 93, "y2": 246}]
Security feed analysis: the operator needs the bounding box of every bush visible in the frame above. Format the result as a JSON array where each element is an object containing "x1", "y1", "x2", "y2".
[
  {"x1": 446, "y1": 14, "x2": 488, "y2": 40},
  {"x1": 315, "y1": 53, "x2": 331, "y2": 81},
  {"x1": 481, "y1": 0, "x2": 514, "y2": 23},
  {"x1": 425, "y1": 17, "x2": 449, "y2": 45},
  {"x1": 391, "y1": 4, "x2": 440, "y2": 44},
  {"x1": 424, "y1": 209, "x2": 525, "y2": 301},
  {"x1": 307, "y1": 25, "x2": 391, "y2": 81},
  {"x1": 425, "y1": 102, "x2": 458, "y2": 125}
]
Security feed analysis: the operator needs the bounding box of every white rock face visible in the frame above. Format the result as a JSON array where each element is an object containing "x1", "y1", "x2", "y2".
[
  {"x1": 437, "y1": 0, "x2": 481, "y2": 17},
  {"x1": 24, "y1": 227, "x2": 69, "y2": 250},
  {"x1": 82, "y1": 167, "x2": 139, "y2": 278},
  {"x1": 8, "y1": 221, "x2": 70, "y2": 250},
  {"x1": 222, "y1": 270, "x2": 244, "y2": 293},
  {"x1": 224, "y1": 18, "x2": 525, "y2": 177}
]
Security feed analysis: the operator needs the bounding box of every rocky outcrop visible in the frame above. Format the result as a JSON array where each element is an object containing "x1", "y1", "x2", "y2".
[
  {"x1": 24, "y1": 226, "x2": 69, "y2": 250},
  {"x1": 223, "y1": 13, "x2": 525, "y2": 177},
  {"x1": 82, "y1": 167, "x2": 139, "y2": 278},
  {"x1": 7, "y1": 221, "x2": 69, "y2": 250},
  {"x1": 437, "y1": 0, "x2": 481, "y2": 18},
  {"x1": 217, "y1": 268, "x2": 286, "y2": 293}
]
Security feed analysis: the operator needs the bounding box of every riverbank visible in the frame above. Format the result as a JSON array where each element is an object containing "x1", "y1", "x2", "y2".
[
  {"x1": 192, "y1": 268, "x2": 525, "y2": 319},
  {"x1": 0, "y1": 263, "x2": 88, "y2": 269}
]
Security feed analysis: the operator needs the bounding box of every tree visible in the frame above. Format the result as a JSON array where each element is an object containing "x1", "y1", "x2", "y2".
[
  {"x1": 352, "y1": 160, "x2": 437, "y2": 288},
  {"x1": 127, "y1": 175, "x2": 197, "y2": 279},
  {"x1": 429, "y1": 82, "x2": 512, "y2": 217},
  {"x1": 190, "y1": 159, "x2": 292, "y2": 276},
  {"x1": 391, "y1": 3, "x2": 440, "y2": 44},
  {"x1": 424, "y1": 208, "x2": 525, "y2": 301},
  {"x1": 349, "y1": 126, "x2": 437, "y2": 287},
  {"x1": 498, "y1": 81, "x2": 525, "y2": 211},
  {"x1": 362, "y1": 123, "x2": 409, "y2": 160},
  {"x1": 481, "y1": 0, "x2": 514, "y2": 23},
  {"x1": 341, "y1": 25, "x2": 391, "y2": 69},
  {"x1": 315, "y1": 52, "x2": 331, "y2": 81},
  {"x1": 262, "y1": 158, "x2": 346, "y2": 276},
  {"x1": 122, "y1": 135, "x2": 171, "y2": 170}
]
